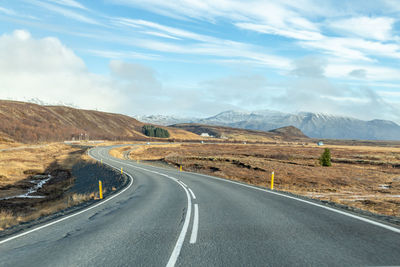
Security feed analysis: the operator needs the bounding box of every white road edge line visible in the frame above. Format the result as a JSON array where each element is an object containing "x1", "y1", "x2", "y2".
[
  {"x1": 0, "y1": 149, "x2": 134, "y2": 245},
  {"x1": 190, "y1": 204, "x2": 199, "y2": 244},
  {"x1": 176, "y1": 180, "x2": 186, "y2": 188},
  {"x1": 104, "y1": 152, "x2": 194, "y2": 267},
  {"x1": 107, "y1": 149, "x2": 400, "y2": 234},
  {"x1": 179, "y1": 181, "x2": 188, "y2": 187},
  {"x1": 188, "y1": 188, "x2": 196, "y2": 200},
  {"x1": 191, "y1": 172, "x2": 400, "y2": 234},
  {"x1": 166, "y1": 181, "x2": 192, "y2": 267}
]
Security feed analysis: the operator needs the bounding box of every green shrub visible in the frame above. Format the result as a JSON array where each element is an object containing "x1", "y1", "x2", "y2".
[
  {"x1": 142, "y1": 125, "x2": 170, "y2": 138},
  {"x1": 319, "y1": 148, "x2": 332, "y2": 166}
]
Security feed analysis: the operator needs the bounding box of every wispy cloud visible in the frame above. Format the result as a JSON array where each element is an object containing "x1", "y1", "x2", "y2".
[
  {"x1": 86, "y1": 49, "x2": 162, "y2": 60},
  {"x1": 325, "y1": 63, "x2": 400, "y2": 82},
  {"x1": 124, "y1": 38, "x2": 291, "y2": 69},
  {"x1": 111, "y1": 0, "x2": 323, "y2": 41},
  {"x1": 299, "y1": 37, "x2": 400, "y2": 61},
  {"x1": 141, "y1": 31, "x2": 181, "y2": 40},
  {"x1": 0, "y1": 6, "x2": 16, "y2": 16},
  {"x1": 101, "y1": 17, "x2": 293, "y2": 69},
  {"x1": 2, "y1": 0, "x2": 400, "y2": 121},
  {"x1": 112, "y1": 17, "x2": 218, "y2": 43},
  {"x1": 328, "y1": 16, "x2": 396, "y2": 41},
  {"x1": 29, "y1": 0, "x2": 99, "y2": 25},
  {"x1": 236, "y1": 22, "x2": 323, "y2": 41},
  {"x1": 47, "y1": 0, "x2": 87, "y2": 10}
]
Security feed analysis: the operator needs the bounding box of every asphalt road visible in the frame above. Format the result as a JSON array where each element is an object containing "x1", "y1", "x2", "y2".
[{"x1": 0, "y1": 145, "x2": 399, "y2": 266}]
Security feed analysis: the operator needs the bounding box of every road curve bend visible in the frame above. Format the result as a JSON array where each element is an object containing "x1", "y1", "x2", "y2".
[{"x1": 0, "y1": 145, "x2": 399, "y2": 266}]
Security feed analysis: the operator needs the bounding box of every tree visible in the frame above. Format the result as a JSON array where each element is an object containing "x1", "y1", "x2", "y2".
[
  {"x1": 319, "y1": 148, "x2": 332, "y2": 166},
  {"x1": 142, "y1": 125, "x2": 170, "y2": 138}
]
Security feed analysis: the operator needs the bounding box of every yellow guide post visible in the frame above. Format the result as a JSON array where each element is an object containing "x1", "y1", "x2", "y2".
[
  {"x1": 180, "y1": 165, "x2": 182, "y2": 172},
  {"x1": 121, "y1": 167, "x2": 123, "y2": 174},
  {"x1": 99, "y1": 180, "x2": 103, "y2": 199},
  {"x1": 101, "y1": 159, "x2": 102, "y2": 165},
  {"x1": 270, "y1": 171, "x2": 274, "y2": 190}
]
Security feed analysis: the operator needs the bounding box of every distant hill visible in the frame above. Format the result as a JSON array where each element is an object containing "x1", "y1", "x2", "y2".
[
  {"x1": 268, "y1": 126, "x2": 308, "y2": 138},
  {"x1": 0, "y1": 100, "x2": 199, "y2": 143},
  {"x1": 170, "y1": 123, "x2": 308, "y2": 142},
  {"x1": 138, "y1": 110, "x2": 400, "y2": 140}
]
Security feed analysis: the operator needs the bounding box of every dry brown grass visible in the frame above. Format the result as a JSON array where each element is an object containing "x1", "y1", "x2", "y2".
[
  {"x1": 167, "y1": 128, "x2": 203, "y2": 140},
  {"x1": 109, "y1": 143, "x2": 182, "y2": 160},
  {"x1": 0, "y1": 192, "x2": 94, "y2": 230},
  {"x1": 0, "y1": 210, "x2": 16, "y2": 230},
  {"x1": 0, "y1": 143, "x2": 83, "y2": 191},
  {"x1": 0, "y1": 142, "x2": 95, "y2": 230},
  {"x1": 127, "y1": 142, "x2": 400, "y2": 217},
  {"x1": 109, "y1": 146, "x2": 129, "y2": 159}
]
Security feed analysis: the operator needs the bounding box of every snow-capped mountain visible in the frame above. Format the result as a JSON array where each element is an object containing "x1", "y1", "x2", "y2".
[
  {"x1": 135, "y1": 110, "x2": 400, "y2": 140},
  {"x1": 133, "y1": 115, "x2": 197, "y2": 126}
]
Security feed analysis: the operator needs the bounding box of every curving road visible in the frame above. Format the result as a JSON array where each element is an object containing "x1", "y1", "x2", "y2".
[{"x1": 0, "y1": 145, "x2": 399, "y2": 266}]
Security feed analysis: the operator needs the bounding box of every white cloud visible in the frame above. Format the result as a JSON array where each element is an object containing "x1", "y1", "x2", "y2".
[
  {"x1": 86, "y1": 49, "x2": 161, "y2": 60},
  {"x1": 141, "y1": 31, "x2": 181, "y2": 40},
  {"x1": 108, "y1": 1, "x2": 400, "y2": 63},
  {"x1": 378, "y1": 91, "x2": 400, "y2": 98},
  {"x1": 0, "y1": 6, "x2": 16, "y2": 15},
  {"x1": 236, "y1": 22, "x2": 323, "y2": 40},
  {"x1": 109, "y1": 60, "x2": 162, "y2": 92},
  {"x1": 299, "y1": 36, "x2": 400, "y2": 62},
  {"x1": 47, "y1": 0, "x2": 87, "y2": 10},
  {"x1": 348, "y1": 69, "x2": 367, "y2": 79},
  {"x1": 325, "y1": 63, "x2": 400, "y2": 81},
  {"x1": 0, "y1": 30, "x2": 122, "y2": 111},
  {"x1": 329, "y1": 16, "x2": 395, "y2": 41},
  {"x1": 291, "y1": 56, "x2": 326, "y2": 77},
  {"x1": 110, "y1": 0, "x2": 323, "y2": 41},
  {"x1": 0, "y1": 30, "x2": 214, "y2": 116},
  {"x1": 29, "y1": 0, "x2": 99, "y2": 25},
  {"x1": 200, "y1": 73, "x2": 272, "y2": 107},
  {"x1": 273, "y1": 56, "x2": 400, "y2": 123},
  {"x1": 86, "y1": 30, "x2": 291, "y2": 70},
  {"x1": 112, "y1": 17, "x2": 219, "y2": 43}
]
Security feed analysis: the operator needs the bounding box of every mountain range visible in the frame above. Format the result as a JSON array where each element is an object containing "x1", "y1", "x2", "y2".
[
  {"x1": 136, "y1": 110, "x2": 400, "y2": 140},
  {"x1": 0, "y1": 101, "x2": 308, "y2": 144}
]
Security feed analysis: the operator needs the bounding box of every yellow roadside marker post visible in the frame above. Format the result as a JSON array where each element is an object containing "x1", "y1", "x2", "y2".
[
  {"x1": 180, "y1": 165, "x2": 182, "y2": 172},
  {"x1": 121, "y1": 167, "x2": 123, "y2": 175},
  {"x1": 99, "y1": 180, "x2": 103, "y2": 199},
  {"x1": 270, "y1": 171, "x2": 274, "y2": 190},
  {"x1": 101, "y1": 159, "x2": 102, "y2": 165}
]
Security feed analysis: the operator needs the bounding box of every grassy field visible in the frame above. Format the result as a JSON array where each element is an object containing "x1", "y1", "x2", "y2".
[
  {"x1": 0, "y1": 143, "x2": 95, "y2": 230},
  {"x1": 0, "y1": 143, "x2": 92, "y2": 189},
  {"x1": 123, "y1": 142, "x2": 400, "y2": 217}
]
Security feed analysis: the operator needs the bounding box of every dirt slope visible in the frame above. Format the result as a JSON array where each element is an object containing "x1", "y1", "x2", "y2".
[{"x1": 0, "y1": 100, "x2": 198, "y2": 143}]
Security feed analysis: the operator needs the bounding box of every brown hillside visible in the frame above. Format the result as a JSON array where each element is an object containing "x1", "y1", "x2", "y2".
[
  {"x1": 0, "y1": 100, "x2": 198, "y2": 143},
  {"x1": 268, "y1": 126, "x2": 308, "y2": 138},
  {"x1": 171, "y1": 123, "x2": 308, "y2": 142}
]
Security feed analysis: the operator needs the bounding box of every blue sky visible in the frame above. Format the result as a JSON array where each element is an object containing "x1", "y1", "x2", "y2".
[{"x1": 0, "y1": 0, "x2": 400, "y2": 122}]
